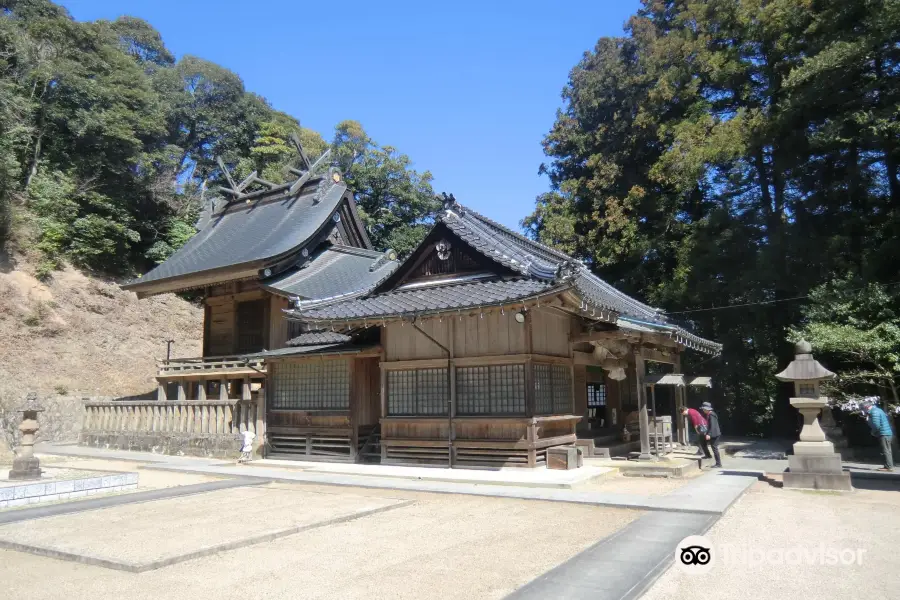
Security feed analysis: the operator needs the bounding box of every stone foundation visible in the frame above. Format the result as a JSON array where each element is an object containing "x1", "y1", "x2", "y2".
[
  {"x1": 783, "y1": 471, "x2": 852, "y2": 491},
  {"x1": 79, "y1": 431, "x2": 241, "y2": 459},
  {"x1": 0, "y1": 472, "x2": 139, "y2": 508}
]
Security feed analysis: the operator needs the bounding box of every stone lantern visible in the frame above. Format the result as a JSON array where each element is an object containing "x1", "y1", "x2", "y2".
[
  {"x1": 775, "y1": 341, "x2": 851, "y2": 491},
  {"x1": 8, "y1": 392, "x2": 44, "y2": 481}
]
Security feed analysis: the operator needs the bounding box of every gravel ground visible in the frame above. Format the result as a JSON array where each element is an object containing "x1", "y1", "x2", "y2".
[
  {"x1": 0, "y1": 482, "x2": 640, "y2": 600},
  {"x1": 641, "y1": 480, "x2": 900, "y2": 600},
  {"x1": 573, "y1": 473, "x2": 696, "y2": 496},
  {"x1": 0, "y1": 485, "x2": 403, "y2": 564}
]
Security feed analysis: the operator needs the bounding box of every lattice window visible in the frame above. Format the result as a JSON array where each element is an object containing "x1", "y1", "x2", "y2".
[
  {"x1": 533, "y1": 363, "x2": 573, "y2": 415},
  {"x1": 534, "y1": 363, "x2": 554, "y2": 414},
  {"x1": 457, "y1": 364, "x2": 525, "y2": 415},
  {"x1": 587, "y1": 383, "x2": 607, "y2": 407},
  {"x1": 387, "y1": 368, "x2": 448, "y2": 415},
  {"x1": 551, "y1": 364, "x2": 572, "y2": 413},
  {"x1": 270, "y1": 359, "x2": 350, "y2": 410}
]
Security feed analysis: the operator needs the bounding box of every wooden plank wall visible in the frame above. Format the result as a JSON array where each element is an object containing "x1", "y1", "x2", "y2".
[
  {"x1": 269, "y1": 295, "x2": 290, "y2": 350},
  {"x1": 529, "y1": 308, "x2": 571, "y2": 357},
  {"x1": 385, "y1": 318, "x2": 450, "y2": 361},
  {"x1": 203, "y1": 288, "x2": 278, "y2": 356},
  {"x1": 205, "y1": 301, "x2": 235, "y2": 356},
  {"x1": 354, "y1": 357, "x2": 381, "y2": 426},
  {"x1": 384, "y1": 309, "x2": 539, "y2": 361},
  {"x1": 454, "y1": 309, "x2": 528, "y2": 357}
]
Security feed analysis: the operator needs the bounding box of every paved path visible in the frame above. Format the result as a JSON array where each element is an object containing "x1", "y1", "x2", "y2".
[
  {"x1": 0, "y1": 477, "x2": 264, "y2": 525},
  {"x1": 508, "y1": 511, "x2": 717, "y2": 600},
  {"x1": 37, "y1": 443, "x2": 755, "y2": 514},
  {"x1": 32, "y1": 442, "x2": 758, "y2": 600}
]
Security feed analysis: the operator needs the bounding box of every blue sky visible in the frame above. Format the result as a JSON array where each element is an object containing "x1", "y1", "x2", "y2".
[{"x1": 61, "y1": 0, "x2": 639, "y2": 230}]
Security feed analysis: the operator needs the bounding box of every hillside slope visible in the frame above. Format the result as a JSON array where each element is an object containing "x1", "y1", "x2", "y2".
[{"x1": 0, "y1": 263, "x2": 202, "y2": 399}]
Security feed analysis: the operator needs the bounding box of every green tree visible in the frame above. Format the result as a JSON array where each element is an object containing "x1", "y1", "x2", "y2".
[
  {"x1": 333, "y1": 120, "x2": 440, "y2": 257},
  {"x1": 526, "y1": 0, "x2": 900, "y2": 435},
  {"x1": 792, "y1": 279, "x2": 900, "y2": 404}
]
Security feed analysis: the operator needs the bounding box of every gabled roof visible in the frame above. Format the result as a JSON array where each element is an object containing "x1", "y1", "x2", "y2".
[
  {"x1": 262, "y1": 245, "x2": 398, "y2": 301},
  {"x1": 123, "y1": 174, "x2": 351, "y2": 295},
  {"x1": 287, "y1": 198, "x2": 722, "y2": 355},
  {"x1": 442, "y1": 203, "x2": 663, "y2": 320}
]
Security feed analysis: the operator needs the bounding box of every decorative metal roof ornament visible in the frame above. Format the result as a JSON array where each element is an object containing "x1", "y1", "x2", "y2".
[{"x1": 435, "y1": 240, "x2": 452, "y2": 261}]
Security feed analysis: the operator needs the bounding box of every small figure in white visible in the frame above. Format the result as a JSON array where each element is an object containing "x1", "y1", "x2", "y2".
[{"x1": 238, "y1": 430, "x2": 256, "y2": 463}]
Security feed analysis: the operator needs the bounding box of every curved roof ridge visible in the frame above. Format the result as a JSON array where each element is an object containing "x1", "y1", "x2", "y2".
[
  {"x1": 442, "y1": 209, "x2": 558, "y2": 280},
  {"x1": 455, "y1": 203, "x2": 573, "y2": 264}
]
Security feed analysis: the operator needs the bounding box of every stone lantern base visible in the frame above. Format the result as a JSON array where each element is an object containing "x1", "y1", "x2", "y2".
[
  {"x1": 8, "y1": 456, "x2": 42, "y2": 481},
  {"x1": 783, "y1": 397, "x2": 852, "y2": 492}
]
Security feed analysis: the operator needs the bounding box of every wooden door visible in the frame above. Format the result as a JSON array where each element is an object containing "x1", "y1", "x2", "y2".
[{"x1": 235, "y1": 299, "x2": 267, "y2": 353}]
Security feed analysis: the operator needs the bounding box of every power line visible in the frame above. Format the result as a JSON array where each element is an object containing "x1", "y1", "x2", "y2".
[{"x1": 662, "y1": 280, "x2": 900, "y2": 315}]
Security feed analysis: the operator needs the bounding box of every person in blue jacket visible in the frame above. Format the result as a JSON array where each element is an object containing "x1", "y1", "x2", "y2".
[{"x1": 861, "y1": 400, "x2": 895, "y2": 472}]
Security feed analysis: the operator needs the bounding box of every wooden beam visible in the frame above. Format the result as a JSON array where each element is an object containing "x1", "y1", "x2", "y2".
[
  {"x1": 571, "y1": 330, "x2": 623, "y2": 344},
  {"x1": 639, "y1": 347, "x2": 677, "y2": 364}
]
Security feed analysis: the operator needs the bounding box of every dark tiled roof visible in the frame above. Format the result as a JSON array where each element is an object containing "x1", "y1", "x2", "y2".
[
  {"x1": 286, "y1": 331, "x2": 352, "y2": 346},
  {"x1": 289, "y1": 199, "x2": 721, "y2": 355},
  {"x1": 263, "y1": 246, "x2": 398, "y2": 301},
  {"x1": 125, "y1": 177, "x2": 346, "y2": 288},
  {"x1": 298, "y1": 278, "x2": 557, "y2": 321},
  {"x1": 443, "y1": 205, "x2": 663, "y2": 321},
  {"x1": 245, "y1": 343, "x2": 371, "y2": 358}
]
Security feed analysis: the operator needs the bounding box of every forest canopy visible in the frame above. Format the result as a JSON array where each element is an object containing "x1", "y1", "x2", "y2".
[
  {"x1": 525, "y1": 0, "x2": 900, "y2": 433},
  {"x1": 0, "y1": 0, "x2": 439, "y2": 278}
]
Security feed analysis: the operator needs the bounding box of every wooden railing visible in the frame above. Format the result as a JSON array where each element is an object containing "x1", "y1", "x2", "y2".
[
  {"x1": 157, "y1": 355, "x2": 266, "y2": 377},
  {"x1": 81, "y1": 399, "x2": 258, "y2": 437}
]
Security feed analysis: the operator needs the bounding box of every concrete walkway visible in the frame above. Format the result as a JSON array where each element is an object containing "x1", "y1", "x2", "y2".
[
  {"x1": 36, "y1": 443, "x2": 756, "y2": 515},
  {"x1": 508, "y1": 511, "x2": 717, "y2": 600},
  {"x1": 251, "y1": 457, "x2": 612, "y2": 489}
]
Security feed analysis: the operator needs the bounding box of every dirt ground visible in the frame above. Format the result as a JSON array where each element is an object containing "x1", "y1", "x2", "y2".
[
  {"x1": 0, "y1": 473, "x2": 640, "y2": 600},
  {"x1": 641, "y1": 479, "x2": 900, "y2": 600},
  {"x1": 0, "y1": 264, "x2": 201, "y2": 398}
]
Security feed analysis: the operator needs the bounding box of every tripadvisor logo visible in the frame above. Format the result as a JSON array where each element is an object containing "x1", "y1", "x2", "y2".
[
  {"x1": 675, "y1": 535, "x2": 715, "y2": 574},
  {"x1": 675, "y1": 535, "x2": 867, "y2": 574}
]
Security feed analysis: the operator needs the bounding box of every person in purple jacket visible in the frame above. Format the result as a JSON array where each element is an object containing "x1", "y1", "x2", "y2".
[{"x1": 682, "y1": 406, "x2": 710, "y2": 461}]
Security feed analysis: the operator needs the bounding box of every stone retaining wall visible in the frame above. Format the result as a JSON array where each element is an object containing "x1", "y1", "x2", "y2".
[
  {"x1": 79, "y1": 432, "x2": 242, "y2": 459},
  {"x1": 0, "y1": 472, "x2": 139, "y2": 508}
]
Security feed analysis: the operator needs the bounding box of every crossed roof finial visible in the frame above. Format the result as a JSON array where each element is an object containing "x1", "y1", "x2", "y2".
[{"x1": 442, "y1": 192, "x2": 461, "y2": 214}]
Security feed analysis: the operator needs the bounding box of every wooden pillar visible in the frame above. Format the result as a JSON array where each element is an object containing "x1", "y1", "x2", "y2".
[
  {"x1": 673, "y1": 353, "x2": 688, "y2": 446},
  {"x1": 448, "y1": 318, "x2": 456, "y2": 469},
  {"x1": 255, "y1": 382, "x2": 266, "y2": 458},
  {"x1": 176, "y1": 380, "x2": 186, "y2": 401},
  {"x1": 524, "y1": 310, "x2": 535, "y2": 417},
  {"x1": 349, "y1": 359, "x2": 358, "y2": 462},
  {"x1": 197, "y1": 379, "x2": 207, "y2": 401},
  {"x1": 650, "y1": 384, "x2": 658, "y2": 457},
  {"x1": 157, "y1": 380, "x2": 167, "y2": 401},
  {"x1": 219, "y1": 378, "x2": 229, "y2": 401},
  {"x1": 380, "y1": 360, "x2": 388, "y2": 463},
  {"x1": 634, "y1": 351, "x2": 652, "y2": 460}
]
